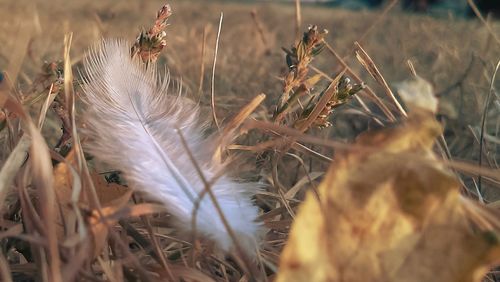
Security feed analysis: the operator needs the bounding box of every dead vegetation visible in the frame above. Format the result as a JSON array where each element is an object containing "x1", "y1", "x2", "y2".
[{"x1": 0, "y1": 0, "x2": 500, "y2": 281}]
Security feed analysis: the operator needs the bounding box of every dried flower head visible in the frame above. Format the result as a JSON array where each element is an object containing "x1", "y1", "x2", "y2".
[
  {"x1": 274, "y1": 25, "x2": 328, "y2": 124},
  {"x1": 131, "y1": 3, "x2": 172, "y2": 63},
  {"x1": 314, "y1": 75, "x2": 366, "y2": 128}
]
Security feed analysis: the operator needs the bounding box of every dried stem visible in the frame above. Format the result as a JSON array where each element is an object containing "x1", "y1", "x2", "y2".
[{"x1": 211, "y1": 13, "x2": 223, "y2": 130}]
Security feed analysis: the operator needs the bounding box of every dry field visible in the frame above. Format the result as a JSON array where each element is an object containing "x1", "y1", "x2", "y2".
[{"x1": 0, "y1": 0, "x2": 500, "y2": 281}]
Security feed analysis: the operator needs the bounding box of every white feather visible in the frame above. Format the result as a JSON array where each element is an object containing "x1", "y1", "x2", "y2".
[{"x1": 81, "y1": 39, "x2": 261, "y2": 254}]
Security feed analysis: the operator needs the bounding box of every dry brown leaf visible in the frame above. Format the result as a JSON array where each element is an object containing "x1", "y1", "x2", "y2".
[
  {"x1": 53, "y1": 151, "x2": 131, "y2": 209},
  {"x1": 53, "y1": 151, "x2": 132, "y2": 256},
  {"x1": 278, "y1": 111, "x2": 500, "y2": 282},
  {"x1": 89, "y1": 172, "x2": 130, "y2": 206},
  {"x1": 88, "y1": 189, "x2": 133, "y2": 258},
  {"x1": 86, "y1": 173, "x2": 131, "y2": 257}
]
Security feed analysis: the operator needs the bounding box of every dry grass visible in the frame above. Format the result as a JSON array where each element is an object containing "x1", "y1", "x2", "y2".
[{"x1": 0, "y1": 0, "x2": 499, "y2": 281}]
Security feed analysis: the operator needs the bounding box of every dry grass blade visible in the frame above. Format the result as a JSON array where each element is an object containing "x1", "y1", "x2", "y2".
[
  {"x1": 63, "y1": 33, "x2": 79, "y2": 163},
  {"x1": 354, "y1": 41, "x2": 407, "y2": 116},
  {"x1": 0, "y1": 136, "x2": 29, "y2": 213},
  {"x1": 244, "y1": 119, "x2": 356, "y2": 152},
  {"x1": 322, "y1": 40, "x2": 395, "y2": 122},
  {"x1": 294, "y1": 0, "x2": 302, "y2": 42},
  {"x1": 198, "y1": 25, "x2": 208, "y2": 96},
  {"x1": 1, "y1": 71, "x2": 63, "y2": 280},
  {"x1": 211, "y1": 13, "x2": 224, "y2": 130},
  {"x1": 295, "y1": 71, "x2": 344, "y2": 131},
  {"x1": 270, "y1": 154, "x2": 296, "y2": 219},
  {"x1": 176, "y1": 129, "x2": 260, "y2": 278},
  {"x1": 140, "y1": 214, "x2": 175, "y2": 280},
  {"x1": 213, "y1": 93, "x2": 266, "y2": 162},
  {"x1": 478, "y1": 60, "x2": 500, "y2": 194},
  {"x1": 60, "y1": 33, "x2": 92, "y2": 248},
  {"x1": 445, "y1": 160, "x2": 500, "y2": 183},
  {"x1": 247, "y1": 118, "x2": 500, "y2": 184},
  {"x1": 26, "y1": 113, "x2": 62, "y2": 281},
  {"x1": 96, "y1": 256, "x2": 120, "y2": 282},
  {"x1": 168, "y1": 264, "x2": 217, "y2": 282},
  {"x1": 37, "y1": 84, "x2": 58, "y2": 128},
  {"x1": 223, "y1": 93, "x2": 266, "y2": 133},
  {"x1": 284, "y1": 171, "x2": 323, "y2": 200},
  {"x1": 467, "y1": 0, "x2": 500, "y2": 46}
]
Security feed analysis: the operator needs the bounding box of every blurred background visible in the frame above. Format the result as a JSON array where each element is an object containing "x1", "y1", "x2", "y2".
[{"x1": 221, "y1": 0, "x2": 500, "y2": 17}]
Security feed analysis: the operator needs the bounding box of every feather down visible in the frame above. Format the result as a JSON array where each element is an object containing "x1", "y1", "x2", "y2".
[{"x1": 81, "y1": 39, "x2": 261, "y2": 254}]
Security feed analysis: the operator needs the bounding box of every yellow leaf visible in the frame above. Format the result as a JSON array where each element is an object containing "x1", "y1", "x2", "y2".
[{"x1": 278, "y1": 112, "x2": 500, "y2": 282}]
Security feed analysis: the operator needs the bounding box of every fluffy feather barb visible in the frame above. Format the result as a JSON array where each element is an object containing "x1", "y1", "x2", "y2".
[{"x1": 82, "y1": 40, "x2": 260, "y2": 254}]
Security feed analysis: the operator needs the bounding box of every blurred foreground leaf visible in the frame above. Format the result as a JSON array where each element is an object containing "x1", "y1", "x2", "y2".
[{"x1": 278, "y1": 111, "x2": 500, "y2": 282}]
